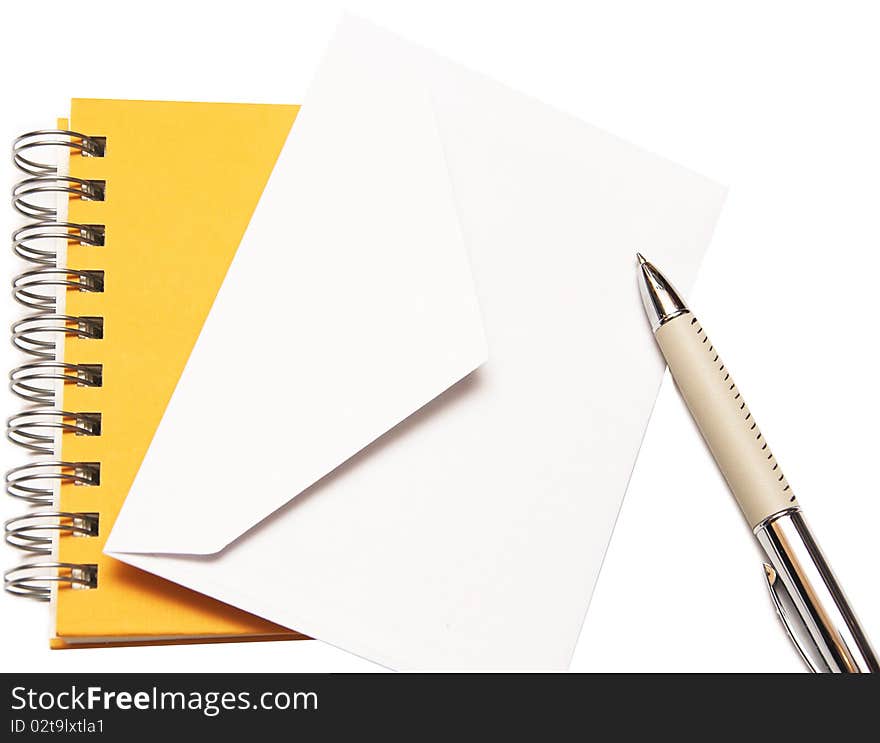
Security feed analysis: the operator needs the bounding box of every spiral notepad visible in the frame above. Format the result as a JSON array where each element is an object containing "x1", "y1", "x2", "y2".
[
  {"x1": 3, "y1": 25, "x2": 725, "y2": 667},
  {"x1": 4, "y1": 100, "x2": 306, "y2": 645}
]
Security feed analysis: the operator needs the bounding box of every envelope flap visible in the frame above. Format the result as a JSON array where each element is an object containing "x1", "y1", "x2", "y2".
[{"x1": 103, "y1": 23, "x2": 487, "y2": 556}]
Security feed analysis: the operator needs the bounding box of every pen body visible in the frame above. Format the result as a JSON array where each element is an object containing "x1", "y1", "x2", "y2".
[
  {"x1": 655, "y1": 311, "x2": 796, "y2": 528},
  {"x1": 640, "y1": 255, "x2": 877, "y2": 672}
]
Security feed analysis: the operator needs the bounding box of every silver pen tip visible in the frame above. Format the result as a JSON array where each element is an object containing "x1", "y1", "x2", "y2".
[{"x1": 636, "y1": 254, "x2": 688, "y2": 331}]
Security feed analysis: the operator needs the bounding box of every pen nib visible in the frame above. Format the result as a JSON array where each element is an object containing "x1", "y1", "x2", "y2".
[{"x1": 636, "y1": 253, "x2": 688, "y2": 331}]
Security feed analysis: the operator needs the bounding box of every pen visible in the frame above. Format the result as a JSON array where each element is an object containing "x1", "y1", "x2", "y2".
[{"x1": 636, "y1": 253, "x2": 878, "y2": 672}]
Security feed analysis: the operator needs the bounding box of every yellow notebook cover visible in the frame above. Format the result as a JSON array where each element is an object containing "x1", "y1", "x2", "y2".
[{"x1": 50, "y1": 99, "x2": 304, "y2": 645}]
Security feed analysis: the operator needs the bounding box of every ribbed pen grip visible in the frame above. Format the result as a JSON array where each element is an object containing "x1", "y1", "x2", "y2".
[{"x1": 656, "y1": 312, "x2": 797, "y2": 528}]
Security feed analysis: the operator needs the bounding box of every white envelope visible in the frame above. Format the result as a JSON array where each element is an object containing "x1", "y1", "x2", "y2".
[
  {"x1": 106, "y1": 16, "x2": 726, "y2": 669},
  {"x1": 104, "y1": 19, "x2": 488, "y2": 555}
]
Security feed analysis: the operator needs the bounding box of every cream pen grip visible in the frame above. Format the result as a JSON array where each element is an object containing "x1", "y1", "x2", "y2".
[
  {"x1": 655, "y1": 312, "x2": 795, "y2": 528},
  {"x1": 637, "y1": 253, "x2": 878, "y2": 673}
]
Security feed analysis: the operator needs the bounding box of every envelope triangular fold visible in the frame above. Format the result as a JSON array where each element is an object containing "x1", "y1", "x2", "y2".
[{"x1": 104, "y1": 24, "x2": 488, "y2": 556}]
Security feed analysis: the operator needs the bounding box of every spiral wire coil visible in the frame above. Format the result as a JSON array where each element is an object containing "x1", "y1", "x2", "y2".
[{"x1": 5, "y1": 130, "x2": 105, "y2": 600}]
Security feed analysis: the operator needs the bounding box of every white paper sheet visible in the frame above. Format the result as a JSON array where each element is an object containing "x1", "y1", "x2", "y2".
[{"x1": 106, "y1": 16, "x2": 726, "y2": 669}]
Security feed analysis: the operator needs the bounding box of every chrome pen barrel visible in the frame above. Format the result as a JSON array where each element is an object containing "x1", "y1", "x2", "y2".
[{"x1": 755, "y1": 508, "x2": 879, "y2": 673}]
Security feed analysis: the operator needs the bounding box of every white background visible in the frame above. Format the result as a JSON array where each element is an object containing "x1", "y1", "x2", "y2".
[{"x1": 1, "y1": 0, "x2": 877, "y2": 672}]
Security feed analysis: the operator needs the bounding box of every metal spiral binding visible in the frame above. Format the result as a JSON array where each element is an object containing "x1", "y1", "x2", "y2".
[
  {"x1": 7, "y1": 410, "x2": 101, "y2": 454},
  {"x1": 5, "y1": 511, "x2": 99, "y2": 554},
  {"x1": 13, "y1": 176, "x2": 106, "y2": 219},
  {"x1": 12, "y1": 314, "x2": 104, "y2": 359},
  {"x1": 5, "y1": 461, "x2": 100, "y2": 506},
  {"x1": 5, "y1": 129, "x2": 105, "y2": 601},
  {"x1": 13, "y1": 268, "x2": 105, "y2": 311},
  {"x1": 5, "y1": 562, "x2": 98, "y2": 600},
  {"x1": 13, "y1": 222, "x2": 106, "y2": 266},
  {"x1": 10, "y1": 361, "x2": 103, "y2": 406},
  {"x1": 13, "y1": 130, "x2": 105, "y2": 176}
]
